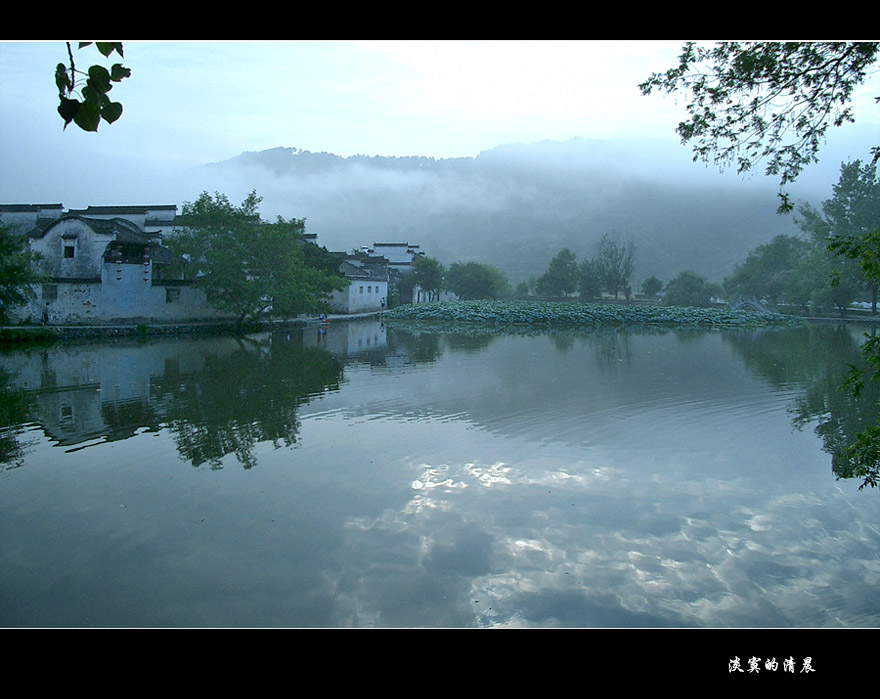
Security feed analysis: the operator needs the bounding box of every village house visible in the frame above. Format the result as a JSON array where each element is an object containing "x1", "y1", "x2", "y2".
[
  {"x1": 3, "y1": 203, "x2": 445, "y2": 323},
  {"x1": 328, "y1": 251, "x2": 390, "y2": 314},
  {"x1": 1, "y1": 203, "x2": 226, "y2": 325},
  {"x1": 361, "y1": 241, "x2": 455, "y2": 304}
]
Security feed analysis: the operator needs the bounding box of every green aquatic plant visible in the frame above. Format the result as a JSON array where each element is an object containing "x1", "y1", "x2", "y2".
[{"x1": 384, "y1": 300, "x2": 794, "y2": 330}]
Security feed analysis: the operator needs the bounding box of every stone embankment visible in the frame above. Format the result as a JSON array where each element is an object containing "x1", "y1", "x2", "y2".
[{"x1": 0, "y1": 311, "x2": 386, "y2": 343}]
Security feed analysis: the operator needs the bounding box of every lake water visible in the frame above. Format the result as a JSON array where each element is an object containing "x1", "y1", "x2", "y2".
[{"x1": 2, "y1": 319, "x2": 879, "y2": 628}]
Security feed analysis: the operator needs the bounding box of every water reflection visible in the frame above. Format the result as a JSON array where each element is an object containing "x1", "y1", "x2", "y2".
[
  {"x1": 3, "y1": 320, "x2": 878, "y2": 485},
  {"x1": 2, "y1": 319, "x2": 879, "y2": 627},
  {"x1": 723, "y1": 323, "x2": 880, "y2": 487},
  {"x1": 1, "y1": 331, "x2": 343, "y2": 469}
]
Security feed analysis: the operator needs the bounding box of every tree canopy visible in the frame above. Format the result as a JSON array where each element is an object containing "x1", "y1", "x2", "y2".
[
  {"x1": 595, "y1": 232, "x2": 635, "y2": 299},
  {"x1": 445, "y1": 261, "x2": 509, "y2": 300},
  {"x1": 640, "y1": 41, "x2": 879, "y2": 213},
  {"x1": 167, "y1": 191, "x2": 345, "y2": 327},
  {"x1": 0, "y1": 224, "x2": 40, "y2": 323},
  {"x1": 662, "y1": 271, "x2": 721, "y2": 307},
  {"x1": 410, "y1": 256, "x2": 446, "y2": 302},
  {"x1": 536, "y1": 248, "x2": 578, "y2": 297}
]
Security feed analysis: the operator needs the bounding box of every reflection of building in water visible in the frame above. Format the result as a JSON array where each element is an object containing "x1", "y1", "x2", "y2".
[
  {"x1": 2, "y1": 338, "x2": 241, "y2": 447},
  {"x1": 303, "y1": 319, "x2": 387, "y2": 357}
]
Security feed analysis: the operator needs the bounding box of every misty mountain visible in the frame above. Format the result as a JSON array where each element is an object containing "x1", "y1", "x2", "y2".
[{"x1": 199, "y1": 138, "x2": 806, "y2": 287}]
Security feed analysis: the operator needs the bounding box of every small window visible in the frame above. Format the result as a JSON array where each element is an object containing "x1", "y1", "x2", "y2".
[
  {"x1": 368, "y1": 285, "x2": 372, "y2": 293},
  {"x1": 166, "y1": 287, "x2": 181, "y2": 303},
  {"x1": 359, "y1": 286, "x2": 364, "y2": 294},
  {"x1": 42, "y1": 284, "x2": 58, "y2": 301},
  {"x1": 64, "y1": 245, "x2": 75, "y2": 258}
]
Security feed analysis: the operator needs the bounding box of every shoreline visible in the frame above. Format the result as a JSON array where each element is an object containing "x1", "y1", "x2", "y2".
[{"x1": 0, "y1": 310, "x2": 386, "y2": 343}]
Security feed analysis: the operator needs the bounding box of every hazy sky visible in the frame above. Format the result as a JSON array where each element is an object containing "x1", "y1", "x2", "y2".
[{"x1": 1, "y1": 40, "x2": 876, "y2": 208}]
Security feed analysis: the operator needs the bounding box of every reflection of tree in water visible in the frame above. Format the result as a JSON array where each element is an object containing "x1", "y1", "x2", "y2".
[
  {"x1": 725, "y1": 324, "x2": 880, "y2": 488},
  {"x1": 151, "y1": 337, "x2": 343, "y2": 469},
  {"x1": 385, "y1": 327, "x2": 444, "y2": 365},
  {"x1": 0, "y1": 368, "x2": 36, "y2": 469}
]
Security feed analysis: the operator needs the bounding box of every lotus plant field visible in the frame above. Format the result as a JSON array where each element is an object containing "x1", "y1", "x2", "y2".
[{"x1": 384, "y1": 300, "x2": 795, "y2": 331}]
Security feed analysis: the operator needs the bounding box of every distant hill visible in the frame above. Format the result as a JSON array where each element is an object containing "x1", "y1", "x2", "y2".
[{"x1": 198, "y1": 138, "x2": 807, "y2": 287}]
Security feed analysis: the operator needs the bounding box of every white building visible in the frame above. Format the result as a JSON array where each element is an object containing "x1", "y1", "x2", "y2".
[
  {"x1": 328, "y1": 254, "x2": 389, "y2": 314},
  {"x1": 2, "y1": 204, "x2": 227, "y2": 324}
]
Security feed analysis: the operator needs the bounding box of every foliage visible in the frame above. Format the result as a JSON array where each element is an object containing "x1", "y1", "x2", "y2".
[
  {"x1": 55, "y1": 42, "x2": 131, "y2": 132},
  {"x1": 385, "y1": 299, "x2": 792, "y2": 329},
  {"x1": 724, "y1": 234, "x2": 813, "y2": 306},
  {"x1": 536, "y1": 248, "x2": 579, "y2": 296},
  {"x1": 595, "y1": 232, "x2": 636, "y2": 299},
  {"x1": 445, "y1": 261, "x2": 509, "y2": 300},
  {"x1": 662, "y1": 271, "x2": 721, "y2": 307},
  {"x1": 168, "y1": 191, "x2": 346, "y2": 326},
  {"x1": 641, "y1": 276, "x2": 663, "y2": 298},
  {"x1": 0, "y1": 224, "x2": 40, "y2": 323},
  {"x1": 152, "y1": 338, "x2": 343, "y2": 469},
  {"x1": 640, "y1": 41, "x2": 879, "y2": 213},
  {"x1": 577, "y1": 258, "x2": 603, "y2": 300},
  {"x1": 821, "y1": 160, "x2": 880, "y2": 308},
  {"x1": 410, "y1": 256, "x2": 446, "y2": 302},
  {"x1": 794, "y1": 159, "x2": 879, "y2": 314}
]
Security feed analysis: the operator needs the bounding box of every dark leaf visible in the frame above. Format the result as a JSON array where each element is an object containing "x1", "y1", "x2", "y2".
[
  {"x1": 110, "y1": 63, "x2": 131, "y2": 82},
  {"x1": 87, "y1": 65, "x2": 112, "y2": 93},
  {"x1": 101, "y1": 101, "x2": 123, "y2": 124},
  {"x1": 57, "y1": 98, "x2": 80, "y2": 127},
  {"x1": 73, "y1": 100, "x2": 101, "y2": 131}
]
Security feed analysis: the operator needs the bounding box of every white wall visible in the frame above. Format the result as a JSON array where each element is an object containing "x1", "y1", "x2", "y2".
[{"x1": 329, "y1": 280, "x2": 388, "y2": 313}]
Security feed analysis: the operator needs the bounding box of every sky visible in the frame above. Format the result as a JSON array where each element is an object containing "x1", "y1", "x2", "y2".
[{"x1": 0, "y1": 40, "x2": 876, "y2": 210}]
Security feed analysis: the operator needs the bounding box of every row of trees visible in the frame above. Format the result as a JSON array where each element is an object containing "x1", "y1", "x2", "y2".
[
  {"x1": 533, "y1": 233, "x2": 636, "y2": 300},
  {"x1": 405, "y1": 256, "x2": 510, "y2": 302}
]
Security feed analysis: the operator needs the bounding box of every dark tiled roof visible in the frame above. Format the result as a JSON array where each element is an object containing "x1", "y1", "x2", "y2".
[{"x1": 0, "y1": 203, "x2": 64, "y2": 212}]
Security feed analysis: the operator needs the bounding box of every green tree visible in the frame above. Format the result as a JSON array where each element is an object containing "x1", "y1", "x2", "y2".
[
  {"x1": 595, "y1": 232, "x2": 635, "y2": 299},
  {"x1": 819, "y1": 160, "x2": 880, "y2": 312},
  {"x1": 167, "y1": 191, "x2": 345, "y2": 328},
  {"x1": 724, "y1": 234, "x2": 813, "y2": 306},
  {"x1": 0, "y1": 223, "x2": 40, "y2": 323},
  {"x1": 55, "y1": 42, "x2": 131, "y2": 132},
  {"x1": 445, "y1": 261, "x2": 509, "y2": 300},
  {"x1": 577, "y1": 258, "x2": 603, "y2": 300},
  {"x1": 641, "y1": 276, "x2": 663, "y2": 298},
  {"x1": 536, "y1": 248, "x2": 578, "y2": 297},
  {"x1": 640, "y1": 41, "x2": 879, "y2": 213},
  {"x1": 410, "y1": 256, "x2": 446, "y2": 302},
  {"x1": 662, "y1": 271, "x2": 721, "y2": 307}
]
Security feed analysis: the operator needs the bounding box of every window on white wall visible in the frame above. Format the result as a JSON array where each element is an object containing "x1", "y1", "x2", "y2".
[
  {"x1": 166, "y1": 287, "x2": 181, "y2": 303},
  {"x1": 63, "y1": 244, "x2": 75, "y2": 258}
]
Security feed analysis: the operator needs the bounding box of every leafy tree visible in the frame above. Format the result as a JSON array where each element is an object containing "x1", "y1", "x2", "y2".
[
  {"x1": 724, "y1": 234, "x2": 813, "y2": 306},
  {"x1": 410, "y1": 256, "x2": 446, "y2": 302},
  {"x1": 640, "y1": 41, "x2": 879, "y2": 213},
  {"x1": 536, "y1": 248, "x2": 578, "y2": 296},
  {"x1": 577, "y1": 258, "x2": 603, "y2": 300},
  {"x1": 445, "y1": 261, "x2": 509, "y2": 300},
  {"x1": 55, "y1": 42, "x2": 131, "y2": 132},
  {"x1": 662, "y1": 271, "x2": 721, "y2": 307},
  {"x1": 595, "y1": 232, "x2": 635, "y2": 299},
  {"x1": 167, "y1": 191, "x2": 345, "y2": 328},
  {"x1": 641, "y1": 276, "x2": 663, "y2": 298},
  {"x1": 819, "y1": 160, "x2": 880, "y2": 312},
  {"x1": 0, "y1": 224, "x2": 41, "y2": 323}
]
